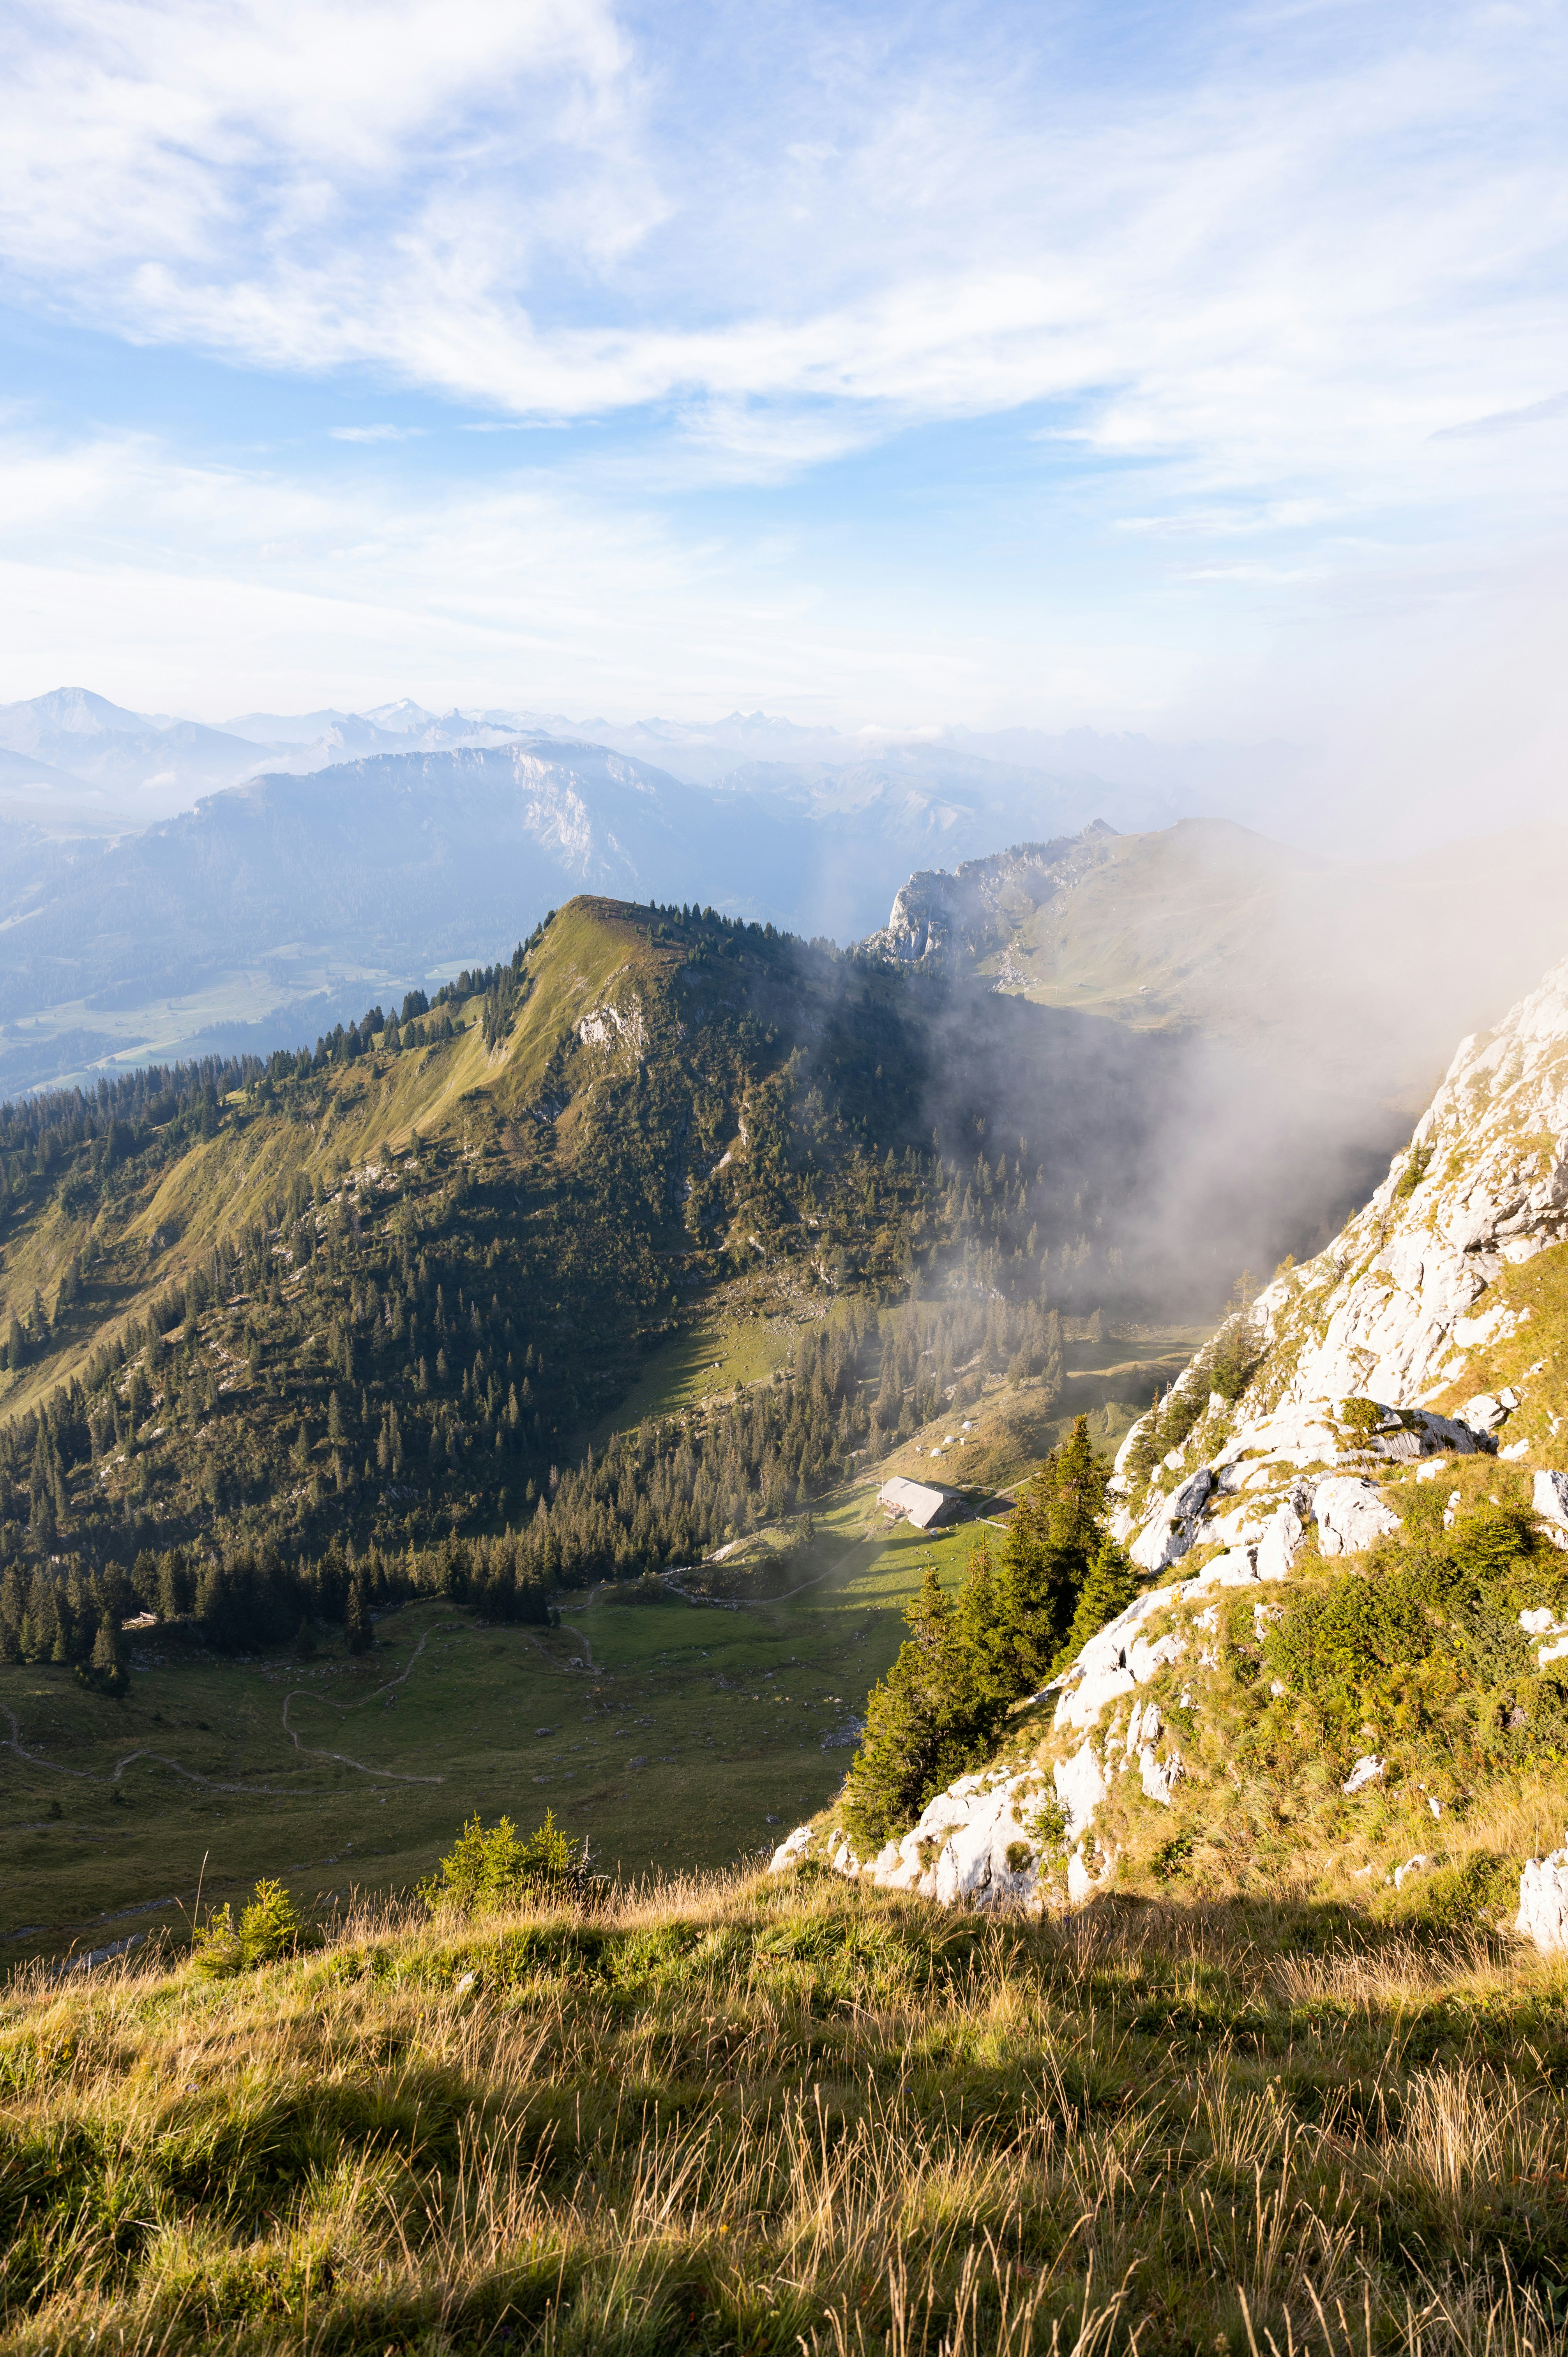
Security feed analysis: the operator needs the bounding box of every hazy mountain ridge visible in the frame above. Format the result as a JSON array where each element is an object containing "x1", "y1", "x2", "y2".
[
  {"x1": 0, "y1": 712, "x2": 1188, "y2": 1095},
  {"x1": 868, "y1": 817, "x2": 1568, "y2": 1109}
]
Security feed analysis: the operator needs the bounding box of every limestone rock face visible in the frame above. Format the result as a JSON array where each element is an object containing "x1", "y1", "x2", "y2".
[
  {"x1": 864, "y1": 826, "x2": 1118, "y2": 968},
  {"x1": 1128, "y1": 1468, "x2": 1213, "y2": 1571},
  {"x1": 1534, "y1": 1470, "x2": 1568, "y2": 1550},
  {"x1": 1517, "y1": 1850, "x2": 1568, "y2": 1952},
  {"x1": 1251, "y1": 956, "x2": 1568, "y2": 1410},
  {"x1": 1115, "y1": 952, "x2": 1568, "y2": 1583},
  {"x1": 1314, "y1": 1478, "x2": 1403, "y2": 1557},
  {"x1": 782, "y1": 1771, "x2": 1049, "y2": 1910}
]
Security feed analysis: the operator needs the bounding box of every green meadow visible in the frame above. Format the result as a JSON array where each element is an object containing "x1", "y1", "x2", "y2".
[{"x1": 1, "y1": 1495, "x2": 985, "y2": 1971}]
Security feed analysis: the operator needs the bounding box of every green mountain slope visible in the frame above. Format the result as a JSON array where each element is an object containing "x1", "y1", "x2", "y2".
[{"x1": 1, "y1": 894, "x2": 1258, "y2": 1629}]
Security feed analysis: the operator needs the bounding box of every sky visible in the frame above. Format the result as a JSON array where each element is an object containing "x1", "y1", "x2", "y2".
[{"x1": 0, "y1": 0, "x2": 1565, "y2": 814}]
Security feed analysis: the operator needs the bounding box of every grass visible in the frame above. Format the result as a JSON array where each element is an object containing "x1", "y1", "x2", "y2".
[
  {"x1": 5, "y1": 1866, "x2": 1568, "y2": 2353},
  {"x1": 0, "y1": 1507, "x2": 994, "y2": 1972},
  {"x1": 586, "y1": 1292, "x2": 800, "y2": 1443}
]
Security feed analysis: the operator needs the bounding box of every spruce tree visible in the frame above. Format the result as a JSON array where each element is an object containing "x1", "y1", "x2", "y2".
[
  {"x1": 344, "y1": 1573, "x2": 373, "y2": 1654},
  {"x1": 845, "y1": 1567, "x2": 986, "y2": 1850},
  {"x1": 993, "y1": 1415, "x2": 1107, "y2": 1687},
  {"x1": 89, "y1": 1619, "x2": 125, "y2": 1694},
  {"x1": 1049, "y1": 1531, "x2": 1139, "y2": 1679}
]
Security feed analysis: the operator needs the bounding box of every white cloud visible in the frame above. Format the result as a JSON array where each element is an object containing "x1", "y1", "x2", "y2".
[
  {"x1": 0, "y1": 421, "x2": 1191, "y2": 725},
  {"x1": 0, "y1": 0, "x2": 1563, "y2": 528},
  {"x1": 328, "y1": 424, "x2": 427, "y2": 442}
]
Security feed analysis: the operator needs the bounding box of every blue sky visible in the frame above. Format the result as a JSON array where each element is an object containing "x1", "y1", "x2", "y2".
[{"x1": 0, "y1": 0, "x2": 1564, "y2": 793}]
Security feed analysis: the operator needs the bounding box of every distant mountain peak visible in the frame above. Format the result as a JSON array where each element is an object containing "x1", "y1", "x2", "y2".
[{"x1": 0, "y1": 685, "x2": 148, "y2": 738}]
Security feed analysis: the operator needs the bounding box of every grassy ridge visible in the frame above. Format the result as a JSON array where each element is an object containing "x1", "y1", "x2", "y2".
[{"x1": 5, "y1": 1866, "x2": 1568, "y2": 2353}]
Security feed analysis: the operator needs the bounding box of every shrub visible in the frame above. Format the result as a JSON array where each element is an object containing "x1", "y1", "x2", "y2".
[
  {"x1": 1210, "y1": 1314, "x2": 1262, "y2": 1404},
  {"x1": 1393, "y1": 1143, "x2": 1433, "y2": 1201},
  {"x1": 192, "y1": 1878, "x2": 299, "y2": 1977},
  {"x1": 1385, "y1": 1850, "x2": 1519, "y2": 1932},
  {"x1": 420, "y1": 1810, "x2": 582, "y2": 1915},
  {"x1": 1265, "y1": 1506, "x2": 1551, "y2": 1750}
]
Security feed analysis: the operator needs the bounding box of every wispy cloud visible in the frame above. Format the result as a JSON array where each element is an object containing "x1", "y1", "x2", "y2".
[
  {"x1": 0, "y1": 0, "x2": 1563, "y2": 512},
  {"x1": 329, "y1": 424, "x2": 427, "y2": 442},
  {"x1": 0, "y1": 0, "x2": 1564, "y2": 769},
  {"x1": 1430, "y1": 390, "x2": 1568, "y2": 440}
]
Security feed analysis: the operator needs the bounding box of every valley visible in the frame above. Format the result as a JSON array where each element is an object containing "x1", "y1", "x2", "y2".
[{"x1": 1, "y1": 1313, "x2": 1203, "y2": 1963}]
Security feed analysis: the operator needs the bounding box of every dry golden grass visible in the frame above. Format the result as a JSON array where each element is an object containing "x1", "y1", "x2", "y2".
[{"x1": 4, "y1": 1868, "x2": 1568, "y2": 2354}]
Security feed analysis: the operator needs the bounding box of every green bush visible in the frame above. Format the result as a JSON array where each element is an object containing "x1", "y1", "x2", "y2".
[
  {"x1": 1385, "y1": 1850, "x2": 1519, "y2": 1932},
  {"x1": 1265, "y1": 1507, "x2": 1553, "y2": 1751},
  {"x1": 1393, "y1": 1144, "x2": 1433, "y2": 1201},
  {"x1": 420, "y1": 1810, "x2": 580, "y2": 1915},
  {"x1": 192, "y1": 1878, "x2": 300, "y2": 1977}
]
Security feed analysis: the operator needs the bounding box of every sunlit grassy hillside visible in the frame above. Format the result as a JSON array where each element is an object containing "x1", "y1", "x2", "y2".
[{"x1": 5, "y1": 1861, "x2": 1568, "y2": 2355}]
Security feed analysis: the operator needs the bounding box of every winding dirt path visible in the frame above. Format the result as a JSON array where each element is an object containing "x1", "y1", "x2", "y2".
[
  {"x1": 277, "y1": 1622, "x2": 461, "y2": 1783},
  {"x1": 3, "y1": 1707, "x2": 296, "y2": 1796},
  {"x1": 5, "y1": 1622, "x2": 463, "y2": 1797},
  {"x1": 558, "y1": 1621, "x2": 597, "y2": 1670}
]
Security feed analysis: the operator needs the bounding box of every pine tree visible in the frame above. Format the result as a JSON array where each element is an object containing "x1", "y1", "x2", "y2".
[
  {"x1": 1049, "y1": 1530, "x2": 1139, "y2": 1679},
  {"x1": 994, "y1": 1415, "x2": 1107, "y2": 1687},
  {"x1": 844, "y1": 1567, "x2": 987, "y2": 1850},
  {"x1": 344, "y1": 1573, "x2": 373, "y2": 1654},
  {"x1": 89, "y1": 1618, "x2": 125, "y2": 1693}
]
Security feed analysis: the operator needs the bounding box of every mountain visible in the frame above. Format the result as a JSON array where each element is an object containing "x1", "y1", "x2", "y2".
[
  {"x1": 795, "y1": 935, "x2": 1568, "y2": 1935},
  {"x1": 867, "y1": 816, "x2": 1568, "y2": 1108},
  {"x1": 0, "y1": 687, "x2": 287, "y2": 822},
  {"x1": 0, "y1": 736, "x2": 789, "y2": 1045},
  {"x1": 0, "y1": 743, "x2": 1167, "y2": 1097},
  {"x1": 0, "y1": 889, "x2": 1401, "y2": 1562}
]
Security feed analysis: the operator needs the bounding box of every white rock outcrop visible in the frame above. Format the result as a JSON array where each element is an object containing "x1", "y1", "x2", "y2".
[
  {"x1": 1343, "y1": 1754, "x2": 1384, "y2": 1795},
  {"x1": 1534, "y1": 1470, "x2": 1568, "y2": 1550},
  {"x1": 1314, "y1": 1478, "x2": 1403, "y2": 1557},
  {"x1": 1114, "y1": 951, "x2": 1568, "y2": 1583},
  {"x1": 1127, "y1": 1467, "x2": 1213, "y2": 1571},
  {"x1": 783, "y1": 1772, "x2": 1051, "y2": 1908},
  {"x1": 768, "y1": 1824, "x2": 814, "y2": 1873},
  {"x1": 1518, "y1": 1848, "x2": 1568, "y2": 1952}
]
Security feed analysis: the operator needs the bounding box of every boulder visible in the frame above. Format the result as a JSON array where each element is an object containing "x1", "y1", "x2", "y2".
[
  {"x1": 1054, "y1": 1742, "x2": 1108, "y2": 1839},
  {"x1": 768, "y1": 1823, "x2": 814, "y2": 1872},
  {"x1": 1342, "y1": 1754, "x2": 1384, "y2": 1795},
  {"x1": 1534, "y1": 1470, "x2": 1568, "y2": 1551},
  {"x1": 1139, "y1": 1746, "x2": 1184, "y2": 1804},
  {"x1": 1256, "y1": 1497, "x2": 1307, "y2": 1580},
  {"x1": 1314, "y1": 1477, "x2": 1402, "y2": 1556},
  {"x1": 1055, "y1": 1664, "x2": 1137, "y2": 1731},
  {"x1": 931, "y1": 1782, "x2": 1040, "y2": 1906},
  {"x1": 1460, "y1": 1393, "x2": 1513, "y2": 1436},
  {"x1": 1517, "y1": 1848, "x2": 1568, "y2": 1952},
  {"x1": 1129, "y1": 1468, "x2": 1213, "y2": 1571}
]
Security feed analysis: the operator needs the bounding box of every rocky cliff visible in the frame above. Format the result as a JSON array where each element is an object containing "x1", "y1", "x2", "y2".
[
  {"x1": 773, "y1": 943, "x2": 1568, "y2": 1934},
  {"x1": 861, "y1": 825, "x2": 1119, "y2": 970}
]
